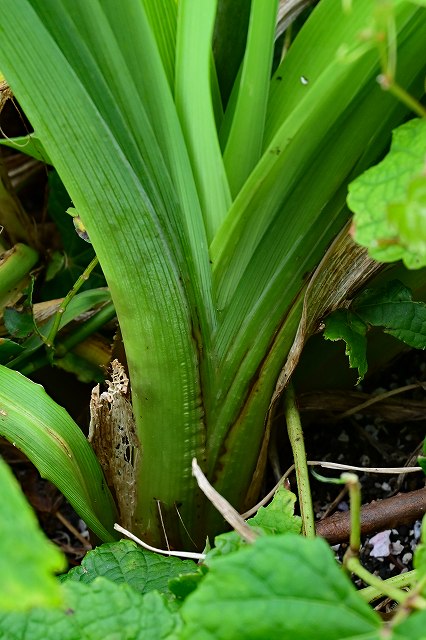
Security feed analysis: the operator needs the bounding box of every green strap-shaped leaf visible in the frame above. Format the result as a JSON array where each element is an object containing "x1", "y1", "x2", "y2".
[
  {"x1": 206, "y1": 2, "x2": 426, "y2": 490},
  {"x1": 0, "y1": 366, "x2": 117, "y2": 541},
  {"x1": 0, "y1": 0, "x2": 209, "y2": 545},
  {"x1": 0, "y1": 457, "x2": 65, "y2": 610},
  {"x1": 222, "y1": 0, "x2": 279, "y2": 197},
  {"x1": 0, "y1": 135, "x2": 51, "y2": 164},
  {"x1": 175, "y1": 0, "x2": 231, "y2": 242},
  {"x1": 348, "y1": 118, "x2": 426, "y2": 269}
]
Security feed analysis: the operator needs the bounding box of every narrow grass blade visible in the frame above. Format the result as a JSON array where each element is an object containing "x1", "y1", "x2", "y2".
[
  {"x1": 143, "y1": 0, "x2": 177, "y2": 92},
  {"x1": 175, "y1": 0, "x2": 231, "y2": 242},
  {"x1": 222, "y1": 0, "x2": 279, "y2": 197},
  {"x1": 212, "y1": 0, "x2": 251, "y2": 108}
]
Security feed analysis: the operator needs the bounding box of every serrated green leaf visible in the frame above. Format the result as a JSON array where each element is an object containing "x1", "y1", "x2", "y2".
[
  {"x1": 168, "y1": 570, "x2": 205, "y2": 601},
  {"x1": 0, "y1": 578, "x2": 180, "y2": 640},
  {"x1": 205, "y1": 530, "x2": 247, "y2": 562},
  {"x1": 247, "y1": 486, "x2": 302, "y2": 536},
  {"x1": 180, "y1": 535, "x2": 381, "y2": 640},
  {"x1": 348, "y1": 118, "x2": 426, "y2": 269},
  {"x1": 323, "y1": 309, "x2": 368, "y2": 381},
  {"x1": 62, "y1": 540, "x2": 197, "y2": 599},
  {"x1": 0, "y1": 457, "x2": 65, "y2": 610},
  {"x1": 206, "y1": 488, "x2": 302, "y2": 563},
  {"x1": 388, "y1": 174, "x2": 426, "y2": 265},
  {"x1": 353, "y1": 280, "x2": 426, "y2": 349}
]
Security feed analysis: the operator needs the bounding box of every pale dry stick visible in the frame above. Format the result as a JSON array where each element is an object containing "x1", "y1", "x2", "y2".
[
  {"x1": 335, "y1": 382, "x2": 424, "y2": 421},
  {"x1": 114, "y1": 523, "x2": 205, "y2": 561},
  {"x1": 55, "y1": 510, "x2": 91, "y2": 550},
  {"x1": 308, "y1": 461, "x2": 422, "y2": 474},
  {"x1": 0, "y1": 80, "x2": 32, "y2": 149},
  {"x1": 156, "y1": 499, "x2": 170, "y2": 552},
  {"x1": 191, "y1": 458, "x2": 258, "y2": 543},
  {"x1": 174, "y1": 503, "x2": 199, "y2": 550},
  {"x1": 241, "y1": 464, "x2": 295, "y2": 519},
  {"x1": 241, "y1": 461, "x2": 421, "y2": 521}
]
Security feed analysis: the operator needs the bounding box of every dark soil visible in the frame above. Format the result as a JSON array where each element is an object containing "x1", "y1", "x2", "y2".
[{"x1": 299, "y1": 348, "x2": 426, "y2": 591}]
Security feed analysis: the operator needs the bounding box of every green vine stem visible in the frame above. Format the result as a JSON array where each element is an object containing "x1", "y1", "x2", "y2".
[
  {"x1": 377, "y1": 74, "x2": 426, "y2": 119},
  {"x1": 20, "y1": 302, "x2": 116, "y2": 376},
  {"x1": 342, "y1": 473, "x2": 426, "y2": 610},
  {"x1": 45, "y1": 255, "x2": 100, "y2": 351},
  {"x1": 374, "y1": 5, "x2": 426, "y2": 119},
  {"x1": 283, "y1": 383, "x2": 315, "y2": 537},
  {"x1": 55, "y1": 301, "x2": 115, "y2": 356},
  {"x1": 358, "y1": 569, "x2": 417, "y2": 603}
]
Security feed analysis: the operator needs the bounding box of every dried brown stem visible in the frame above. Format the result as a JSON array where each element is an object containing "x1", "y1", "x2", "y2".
[
  {"x1": 299, "y1": 389, "x2": 426, "y2": 423},
  {"x1": 315, "y1": 487, "x2": 426, "y2": 545}
]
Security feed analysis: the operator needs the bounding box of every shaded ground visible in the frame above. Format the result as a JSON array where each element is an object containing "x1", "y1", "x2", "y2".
[{"x1": 300, "y1": 348, "x2": 426, "y2": 601}]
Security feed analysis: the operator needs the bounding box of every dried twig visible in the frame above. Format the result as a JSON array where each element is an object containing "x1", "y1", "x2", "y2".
[
  {"x1": 114, "y1": 523, "x2": 205, "y2": 560},
  {"x1": 334, "y1": 383, "x2": 425, "y2": 421},
  {"x1": 55, "y1": 510, "x2": 91, "y2": 550},
  {"x1": 315, "y1": 487, "x2": 426, "y2": 545},
  {"x1": 192, "y1": 459, "x2": 258, "y2": 543},
  {"x1": 308, "y1": 461, "x2": 422, "y2": 474}
]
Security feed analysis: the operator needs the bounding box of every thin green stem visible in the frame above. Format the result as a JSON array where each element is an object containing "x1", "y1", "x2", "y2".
[
  {"x1": 346, "y1": 556, "x2": 409, "y2": 605},
  {"x1": 341, "y1": 473, "x2": 361, "y2": 554},
  {"x1": 388, "y1": 576, "x2": 426, "y2": 628},
  {"x1": 377, "y1": 74, "x2": 426, "y2": 119},
  {"x1": 45, "y1": 256, "x2": 100, "y2": 350},
  {"x1": 342, "y1": 472, "x2": 426, "y2": 611},
  {"x1": 55, "y1": 301, "x2": 115, "y2": 356},
  {"x1": 358, "y1": 569, "x2": 417, "y2": 603},
  {"x1": 19, "y1": 302, "x2": 116, "y2": 376},
  {"x1": 284, "y1": 383, "x2": 315, "y2": 537}
]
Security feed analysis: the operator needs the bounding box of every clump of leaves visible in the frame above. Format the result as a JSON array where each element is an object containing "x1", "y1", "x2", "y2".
[{"x1": 4, "y1": 470, "x2": 426, "y2": 639}]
